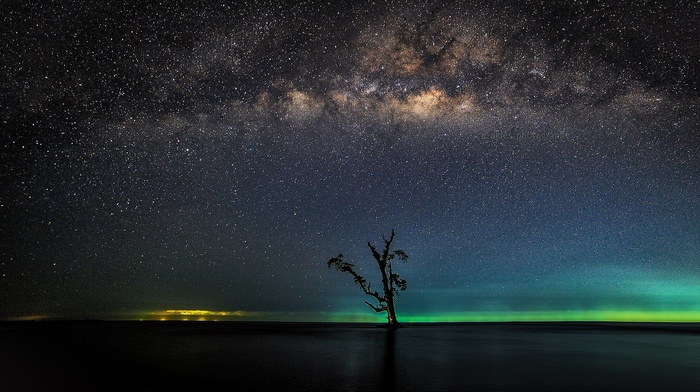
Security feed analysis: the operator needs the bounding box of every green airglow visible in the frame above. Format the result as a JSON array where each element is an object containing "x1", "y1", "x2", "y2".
[
  {"x1": 112, "y1": 309, "x2": 700, "y2": 323},
  {"x1": 396, "y1": 310, "x2": 700, "y2": 323}
]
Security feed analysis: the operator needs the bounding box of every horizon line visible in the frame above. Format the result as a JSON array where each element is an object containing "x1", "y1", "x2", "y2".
[{"x1": 5, "y1": 309, "x2": 700, "y2": 323}]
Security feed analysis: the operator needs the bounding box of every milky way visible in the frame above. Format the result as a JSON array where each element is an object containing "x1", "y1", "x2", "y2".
[{"x1": 1, "y1": 0, "x2": 699, "y2": 321}]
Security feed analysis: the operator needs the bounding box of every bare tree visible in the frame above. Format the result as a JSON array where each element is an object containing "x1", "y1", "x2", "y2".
[{"x1": 327, "y1": 229, "x2": 408, "y2": 328}]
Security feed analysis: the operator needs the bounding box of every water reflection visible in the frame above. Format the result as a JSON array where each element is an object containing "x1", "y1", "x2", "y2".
[
  {"x1": 380, "y1": 329, "x2": 397, "y2": 391},
  {"x1": 3, "y1": 322, "x2": 700, "y2": 391}
]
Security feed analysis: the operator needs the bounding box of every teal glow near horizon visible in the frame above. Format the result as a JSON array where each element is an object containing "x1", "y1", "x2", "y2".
[
  {"x1": 320, "y1": 310, "x2": 700, "y2": 323},
  {"x1": 318, "y1": 263, "x2": 700, "y2": 323}
]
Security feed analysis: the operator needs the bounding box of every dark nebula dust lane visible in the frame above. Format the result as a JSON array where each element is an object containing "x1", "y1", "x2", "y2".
[{"x1": 1, "y1": 0, "x2": 699, "y2": 321}]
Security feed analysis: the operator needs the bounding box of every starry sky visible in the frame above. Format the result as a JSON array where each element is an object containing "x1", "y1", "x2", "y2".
[{"x1": 1, "y1": 0, "x2": 699, "y2": 322}]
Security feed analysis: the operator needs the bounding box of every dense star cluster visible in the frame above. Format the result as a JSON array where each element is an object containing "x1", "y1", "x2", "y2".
[{"x1": 1, "y1": 0, "x2": 699, "y2": 320}]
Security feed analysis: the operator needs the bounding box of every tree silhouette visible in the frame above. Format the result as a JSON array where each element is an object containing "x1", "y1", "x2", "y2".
[{"x1": 327, "y1": 229, "x2": 408, "y2": 328}]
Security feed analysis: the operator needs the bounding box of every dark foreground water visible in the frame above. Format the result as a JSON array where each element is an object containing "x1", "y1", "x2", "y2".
[{"x1": 1, "y1": 321, "x2": 700, "y2": 391}]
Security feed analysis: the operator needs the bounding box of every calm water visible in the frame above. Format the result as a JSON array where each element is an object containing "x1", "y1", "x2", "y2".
[{"x1": 2, "y1": 321, "x2": 700, "y2": 391}]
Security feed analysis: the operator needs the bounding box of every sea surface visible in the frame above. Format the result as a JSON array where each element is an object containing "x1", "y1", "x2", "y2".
[{"x1": 1, "y1": 321, "x2": 700, "y2": 391}]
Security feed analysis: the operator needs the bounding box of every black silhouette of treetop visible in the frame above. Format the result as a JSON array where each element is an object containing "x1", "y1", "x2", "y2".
[{"x1": 327, "y1": 229, "x2": 408, "y2": 328}]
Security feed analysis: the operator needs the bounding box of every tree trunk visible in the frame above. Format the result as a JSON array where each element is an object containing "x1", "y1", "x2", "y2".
[
  {"x1": 379, "y1": 264, "x2": 400, "y2": 328},
  {"x1": 386, "y1": 298, "x2": 399, "y2": 328}
]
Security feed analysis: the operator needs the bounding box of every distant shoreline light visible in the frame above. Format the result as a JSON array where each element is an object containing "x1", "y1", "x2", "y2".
[
  {"x1": 164, "y1": 310, "x2": 236, "y2": 316},
  {"x1": 149, "y1": 309, "x2": 259, "y2": 321}
]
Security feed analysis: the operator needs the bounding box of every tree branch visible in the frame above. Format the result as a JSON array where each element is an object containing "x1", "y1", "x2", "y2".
[
  {"x1": 367, "y1": 241, "x2": 382, "y2": 266},
  {"x1": 392, "y1": 249, "x2": 408, "y2": 262},
  {"x1": 328, "y1": 254, "x2": 384, "y2": 301},
  {"x1": 381, "y1": 229, "x2": 395, "y2": 265},
  {"x1": 364, "y1": 300, "x2": 387, "y2": 313}
]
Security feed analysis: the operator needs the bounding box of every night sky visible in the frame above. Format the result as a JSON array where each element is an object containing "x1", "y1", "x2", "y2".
[{"x1": 1, "y1": 0, "x2": 699, "y2": 322}]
